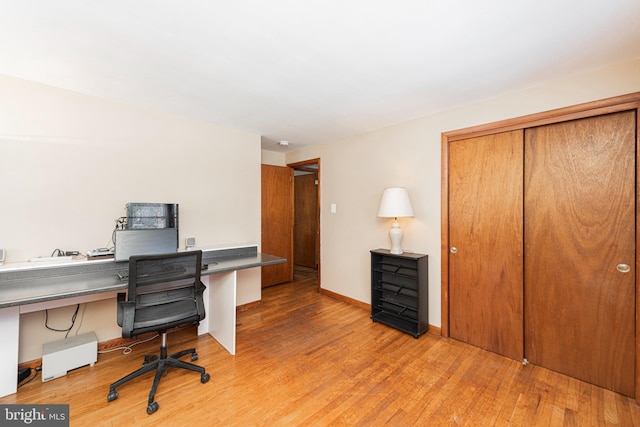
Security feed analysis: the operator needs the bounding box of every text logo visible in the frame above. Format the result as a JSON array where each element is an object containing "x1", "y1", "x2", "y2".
[{"x1": 0, "y1": 405, "x2": 69, "y2": 426}]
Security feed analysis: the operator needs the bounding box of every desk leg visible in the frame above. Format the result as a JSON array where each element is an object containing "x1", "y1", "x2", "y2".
[
  {"x1": 0, "y1": 306, "x2": 20, "y2": 397},
  {"x1": 207, "y1": 271, "x2": 237, "y2": 355}
]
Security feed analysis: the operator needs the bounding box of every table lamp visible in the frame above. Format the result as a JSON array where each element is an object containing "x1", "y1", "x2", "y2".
[{"x1": 377, "y1": 187, "x2": 415, "y2": 254}]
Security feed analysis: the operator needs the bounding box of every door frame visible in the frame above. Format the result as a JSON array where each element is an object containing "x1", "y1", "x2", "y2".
[
  {"x1": 441, "y1": 92, "x2": 640, "y2": 400},
  {"x1": 288, "y1": 158, "x2": 321, "y2": 291}
]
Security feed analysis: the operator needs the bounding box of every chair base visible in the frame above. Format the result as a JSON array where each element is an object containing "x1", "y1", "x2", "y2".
[{"x1": 107, "y1": 332, "x2": 210, "y2": 414}]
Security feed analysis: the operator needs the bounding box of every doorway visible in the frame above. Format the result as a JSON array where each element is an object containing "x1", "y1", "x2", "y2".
[{"x1": 289, "y1": 159, "x2": 320, "y2": 289}]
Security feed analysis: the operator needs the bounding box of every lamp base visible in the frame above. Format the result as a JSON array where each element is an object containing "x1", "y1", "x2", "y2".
[{"x1": 389, "y1": 220, "x2": 404, "y2": 254}]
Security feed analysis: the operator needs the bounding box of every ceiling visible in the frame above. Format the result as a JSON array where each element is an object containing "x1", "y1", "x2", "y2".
[{"x1": 1, "y1": 1, "x2": 639, "y2": 152}]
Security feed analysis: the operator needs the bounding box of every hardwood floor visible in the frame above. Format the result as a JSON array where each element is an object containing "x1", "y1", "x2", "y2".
[{"x1": 3, "y1": 267, "x2": 640, "y2": 426}]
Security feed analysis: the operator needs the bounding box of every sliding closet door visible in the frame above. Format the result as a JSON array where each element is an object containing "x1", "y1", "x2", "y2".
[
  {"x1": 449, "y1": 130, "x2": 524, "y2": 361},
  {"x1": 524, "y1": 111, "x2": 636, "y2": 396}
]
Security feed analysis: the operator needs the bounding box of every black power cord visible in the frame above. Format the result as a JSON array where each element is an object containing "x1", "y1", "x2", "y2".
[
  {"x1": 45, "y1": 304, "x2": 80, "y2": 338},
  {"x1": 51, "y1": 248, "x2": 65, "y2": 257}
]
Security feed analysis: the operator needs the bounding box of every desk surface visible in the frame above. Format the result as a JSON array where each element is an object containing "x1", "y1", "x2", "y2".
[{"x1": 0, "y1": 246, "x2": 284, "y2": 309}]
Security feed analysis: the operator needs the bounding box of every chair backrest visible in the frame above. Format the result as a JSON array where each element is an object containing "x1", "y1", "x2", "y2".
[{"x1": 121, "y1": 250, "x2": 205, "y2": 337}]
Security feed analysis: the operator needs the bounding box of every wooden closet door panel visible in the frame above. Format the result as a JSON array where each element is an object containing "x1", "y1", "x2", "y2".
[
  {"x1": 524, "y1": 111, "x2": 636, "y2": 396},
  {"x1": 449, "y1": 130, "x2": 524, "y2": 361}
]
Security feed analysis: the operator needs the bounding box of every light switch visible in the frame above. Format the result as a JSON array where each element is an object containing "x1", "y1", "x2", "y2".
[{"x1": 330, "y1": 204, "x2": 337, "y2": 213}]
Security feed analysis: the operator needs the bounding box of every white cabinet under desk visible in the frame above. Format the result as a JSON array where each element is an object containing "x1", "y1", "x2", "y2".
[{"x1": 0, "y1": 244, "x2": 285, "y2": 398}]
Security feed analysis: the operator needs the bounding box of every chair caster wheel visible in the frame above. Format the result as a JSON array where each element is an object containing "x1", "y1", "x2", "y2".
[
  {"x1": 201, "y1": 373, "x2": 210, "y2": 383},
  {"x1": 191, "y1": 352, "x2": 198, "y2": 361},
  {"x1": 147, "y1": 401, "x2": 159, "y2": 414},
  {"x1": 107, "y1": 390, "x2": 118, "y2": 402}
]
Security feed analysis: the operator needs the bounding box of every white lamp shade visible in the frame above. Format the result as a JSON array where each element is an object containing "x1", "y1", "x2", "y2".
[{"x1": 377, "y1": 187, "x2": 415, "y2": 218}]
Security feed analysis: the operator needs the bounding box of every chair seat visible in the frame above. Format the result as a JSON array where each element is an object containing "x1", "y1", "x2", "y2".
[{"x1": 133, "y1": 299, "x2": 199, "y2": 330}]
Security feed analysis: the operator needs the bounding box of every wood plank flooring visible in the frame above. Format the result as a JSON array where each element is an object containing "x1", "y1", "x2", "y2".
[{"x1": 2, "y1": 267, "x2": 640, "y2": 426}]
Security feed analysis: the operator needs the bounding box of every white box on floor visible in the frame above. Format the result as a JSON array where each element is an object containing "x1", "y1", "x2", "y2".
[{"x1": 42, "y1": 332, "x2": 97, "y2": 382}]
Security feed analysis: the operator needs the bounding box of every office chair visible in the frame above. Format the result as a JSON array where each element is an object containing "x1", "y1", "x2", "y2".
[{"x1": 107, "y1": 250, "x2": 210, "y2": 414}]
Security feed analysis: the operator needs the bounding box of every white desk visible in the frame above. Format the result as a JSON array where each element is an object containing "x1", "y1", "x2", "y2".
[{"x1": 0, "y1": 245, "x2": 284, "y2": 398}]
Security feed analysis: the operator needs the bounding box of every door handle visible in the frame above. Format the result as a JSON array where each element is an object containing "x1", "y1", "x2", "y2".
[
  {"x1": 450, "y1": 247, "x2": 457, "y2": 254},
  {"x1": 617, "y1": 264, "x2": 631, "y2": 273}
]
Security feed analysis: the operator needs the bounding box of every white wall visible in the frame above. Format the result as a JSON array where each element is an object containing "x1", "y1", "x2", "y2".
[
  {"x1": 261, "y1": 149, "x2": 286, "y2": 166},
  {"x1": 285, "y1": 58, "x2": 640, "y2": 330},
  {"x1": 0, "y1": 74, "x2": 262, "y2": 362}
]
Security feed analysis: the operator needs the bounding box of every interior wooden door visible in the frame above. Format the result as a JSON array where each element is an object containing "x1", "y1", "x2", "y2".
[
  {"x1": 524, "y1": 111, "x2": 636, "y2": 396},
  {"x1": 294, "y1": 173, "x2": 318, "y2": 268},
  {"x1": 448, "y1": 129, "x2": 524, "y2": 361},
  {"x1": 261, "y1": 164, "x2": 294, "y2": 287}
]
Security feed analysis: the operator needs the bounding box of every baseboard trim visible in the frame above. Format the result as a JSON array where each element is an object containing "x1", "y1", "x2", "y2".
[
  {"x1": 319, "y1": 287, "x2": 442, "y2": 337},
  {"x1": 319, "y1": 287, "x2": 370, "y2": 311},
  {"x1": 237, "y1": 300, "x2": 262, "y2": 312},
  {"x1": 427, "y1": 325, "x2": 442, "y2": 336}
]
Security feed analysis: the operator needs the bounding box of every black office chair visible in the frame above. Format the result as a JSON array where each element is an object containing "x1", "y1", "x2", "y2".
[{"x1": 107, "y1": 250, "x2": 210, "y2": 414}]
